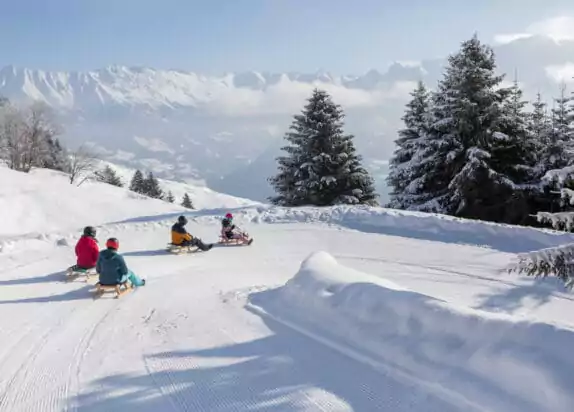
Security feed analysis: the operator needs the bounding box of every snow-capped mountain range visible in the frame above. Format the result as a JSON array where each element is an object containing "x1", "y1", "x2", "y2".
[
  {"x1": 0, "y1": 35, "x2": 572, "y2": 202},
  {"x1": 0, "y1": 64, "x2": 425, "y2": 109}
]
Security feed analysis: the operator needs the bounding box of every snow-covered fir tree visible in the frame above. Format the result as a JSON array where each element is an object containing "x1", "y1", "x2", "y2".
[
  {"x1": 543, "y1": 86, "x2": 573, "y2": 172},
  {"x1": 529, "y1": 93, "x2": 550, "y2": 135},
  {"x1": 551, "y1": 84, "x2": 573, "y2": 152},
  {"x1": 181, "y1": 193, "x2": 194, "y2": 209},
  {"x1": 129, "y1": 170, "x2": 145, "y2": 193},
  {"x1": 386, "y1": 81, "x2": 432, "y2": 210},
  {"x1": 528, "y1": 93, "x2": 552, "y2": 173},
  {"x1": 533, "y1": 87, "x2": 574, "y2": 214},
  {"x1": 94, "y1": 165, "x2": 124, "y2": 187},
  {"x1": 416, "y1": 35, "x2": 528, "y2": 222},
  {"x1": 490, "y1": 79, "x2": 541, "y2": 224},
  {"x1": 166, "y1": 191, "x2": 175, "y2": 203},
  {"x1": 269, "y1": 88, "x2": 377, "y2": 206},
  {"x1": 525, "y1": 93, "x2": 561, "y2": 216},
  {"x1": 508, "y1": 86, "x2": 574, "y2": 287},
  {"x1": 143, "y1": 172, "x2": 163, "y2": 199}
]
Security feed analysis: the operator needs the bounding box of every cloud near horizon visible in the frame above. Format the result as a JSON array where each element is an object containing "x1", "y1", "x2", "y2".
[
  {"x1": 202, "y1": 79, "x2": 417, "y2": 117},
  {"x1": 545, "y1": 63, "x2": 574, "y2": 84},
  {"x1": 494, "y1": 16, "x2": 574, "y2": 44}
]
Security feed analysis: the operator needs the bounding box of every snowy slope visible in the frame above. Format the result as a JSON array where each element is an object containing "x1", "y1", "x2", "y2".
[
  {"x1": 1, "y1": 178, "x2": 574, "y2": 411},
  {"x1": 95, "y1": 160, "x2": 258, "y2": 210},
  {"x1": 0, "y1": 167, "x2": 182, "y2": 239},
  {"x1": 0, "y1": 165, "x2": 255, "y2": 241}
]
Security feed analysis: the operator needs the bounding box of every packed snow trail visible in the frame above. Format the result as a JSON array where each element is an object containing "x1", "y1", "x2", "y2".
[{"x1": 1, "y1": 218, "x2": 573, "y2": 411}]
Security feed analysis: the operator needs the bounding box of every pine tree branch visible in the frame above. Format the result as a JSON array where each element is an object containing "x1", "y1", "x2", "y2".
[{"x1": 508, "y1": 243, "x2": 574, "y2": 288}]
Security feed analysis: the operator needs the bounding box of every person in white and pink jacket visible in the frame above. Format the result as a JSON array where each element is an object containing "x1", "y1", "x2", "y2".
[{"x1": 220, "y1": 213, "x2": 253, "y2": 245}]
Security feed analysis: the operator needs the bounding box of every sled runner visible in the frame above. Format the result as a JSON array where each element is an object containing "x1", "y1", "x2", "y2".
[
  {"x1": 65, "y1": 266, "x2": 96, "y2": 282},
  {"x1": 94, "y1": 282, "x2": 132, "y2": 298},
  {"x1": 166, "y1": 243, "x2": 198, "y2": 254}
]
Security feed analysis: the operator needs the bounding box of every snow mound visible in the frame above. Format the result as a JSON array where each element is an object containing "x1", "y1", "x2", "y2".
[
  {"x1": 249, "y1": 252, "x2": 574, "y2": 412},
  {"x1": 257, "y1": 205, "x2": 574, "y2": 253}
]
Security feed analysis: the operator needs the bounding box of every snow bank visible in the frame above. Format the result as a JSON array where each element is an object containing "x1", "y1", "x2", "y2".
[
  {"x1": 256, "y1": 205, "x2": 574, "y2": 253},
  {"x1": 249, "y1": 252, "x2": 574, "y2": 412}
]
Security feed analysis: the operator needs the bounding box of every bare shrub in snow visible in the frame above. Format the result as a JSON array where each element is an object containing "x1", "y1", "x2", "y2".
[
  {"x1": 0, "y1": 101, "x2": 63, "y2": 173},
  {"x1": 67, "y1": 145, "x2": 98, "y2": 186}
]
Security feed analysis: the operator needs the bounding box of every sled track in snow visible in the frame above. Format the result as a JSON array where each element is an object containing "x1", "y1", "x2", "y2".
[{"x1": 0, "y1": 289, "x2": 125, "y2": 412}]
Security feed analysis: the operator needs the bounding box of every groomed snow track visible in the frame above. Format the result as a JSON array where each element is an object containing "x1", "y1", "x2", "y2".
[{"x1": 1, "y1": 206, "x2": 573, "y2": 411}]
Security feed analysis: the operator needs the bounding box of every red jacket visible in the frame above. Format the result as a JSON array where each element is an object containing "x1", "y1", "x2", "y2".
[{"x1": 75, "y1": 235, "x2": 99, "y2": 268}]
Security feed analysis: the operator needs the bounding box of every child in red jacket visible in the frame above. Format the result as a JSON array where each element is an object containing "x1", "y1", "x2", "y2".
[{"x1": 73, "y1": 226, "x2": 99, "y2": 270}]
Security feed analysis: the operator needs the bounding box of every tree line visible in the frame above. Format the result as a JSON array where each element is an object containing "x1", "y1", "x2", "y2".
[
  {"x1": 386, "y1": 34, "x2": 574, "y2": 228},
  {"x1": 127, "y1": 169, "x2": 194, "y2": 209},
  {"x1": 265, "y1": 34, "x2": 574, "y2": 287},
  {"x1": 384, "y1": 34, "x2": 574, "y2": 287}
]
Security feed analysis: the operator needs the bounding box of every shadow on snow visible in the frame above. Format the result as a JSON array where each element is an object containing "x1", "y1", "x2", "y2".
[
  {"x1": 475, "y1": 277, "x2": 574, "y2": 314},
  {"x1": 72, "y1": 316, "x2": 460, "y2": 412}
]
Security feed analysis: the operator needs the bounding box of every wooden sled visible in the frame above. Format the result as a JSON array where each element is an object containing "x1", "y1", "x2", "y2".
[
  {"x1": 218, "y1": 236, "x2": 253, "y2": 246},
  {"x1": 166, "y1": 243, "x2": 198, "y2": 254},
  {"x1": 65, "y1": 266, "x2": 96, "y2": 282},
  {"x1": 94, "y1": 282, "x2": 132, "y2": 298}
]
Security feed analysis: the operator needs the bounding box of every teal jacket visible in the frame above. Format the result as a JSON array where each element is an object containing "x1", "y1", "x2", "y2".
[{"x1": 96, "y1": 248, "x2": 128, "y2": 285}]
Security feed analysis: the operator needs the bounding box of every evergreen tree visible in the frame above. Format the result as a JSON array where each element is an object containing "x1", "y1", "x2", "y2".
[
  {"x1": 43, "y1": 137, "x2": 68, "y2": 172},
  {"x1": 532, "y1": 87, "x2": 574, "y2": 215},
  {"x1": 129, "y1": 170, "x2": 145, "y2": 193},
  {"x1": 490, "y1": 79, "x2": 540, "y2": 224},
  {"x1": 420, "y1": 35, "x2": 519, "y2": 221},
  {"x1": 269, "y1": 88, "x2": 377, "y2": 206},
  {"x1": 525, "y1": 93, "x2": 558, "y2": 217},
  {"x1": 386, "y1": 81, "x2": 431, "y2": 209},
  {"x1": 143, "y1": 171, "x2": 164, "y2": 199},
  {"x1": 181, "y1": 192, "x2": 194, "y2": 209},
  {"x1": 94, "y1": 165, "x2": 124, "y2": 187},
  {"x1": 543, "y1": 86, "x2": 572, "y2": 172},
  {"x1": 528, "y1": 93, "x2": 552, "y2": 173},
  {"x1": 552, "y1": 84, "x2": 573, "y2": 150},
  {"x1": 166, "y1": 191, "x2": 175, "y2": 203}
]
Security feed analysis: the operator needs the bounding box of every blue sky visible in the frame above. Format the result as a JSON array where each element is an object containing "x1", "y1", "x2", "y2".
[{"x1": 2, "y1": 0, "x2": 574, "y2": 74}]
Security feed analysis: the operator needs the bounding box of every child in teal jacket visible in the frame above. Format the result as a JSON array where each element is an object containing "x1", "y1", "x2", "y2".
[{"x1": 96, "y1": 238, "x2": 145, "y2": 287}]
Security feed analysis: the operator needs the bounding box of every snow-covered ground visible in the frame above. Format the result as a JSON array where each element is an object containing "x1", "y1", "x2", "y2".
[
  {"x1": 0, "y1": 165, "x2": 255, "y2": 241},
  {"x1": 1, "y1": 168, "x2": 574, "y2": 411},
  {"x1": 95, "y1": 160, "x2": 258, "y2": 210}
]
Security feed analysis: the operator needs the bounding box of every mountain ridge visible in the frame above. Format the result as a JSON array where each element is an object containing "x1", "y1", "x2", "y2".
[
  {"x1": 0, "y1": 63, "x2": 428, "y2": 111},
  {"x1": 0, "y1": 35, "x2": 571, "y2": 203}
]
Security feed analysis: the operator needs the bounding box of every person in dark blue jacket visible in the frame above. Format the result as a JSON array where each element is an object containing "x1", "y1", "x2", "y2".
[{"x1": 97, "y1": 238, "x2": 145, "y2": 286}]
